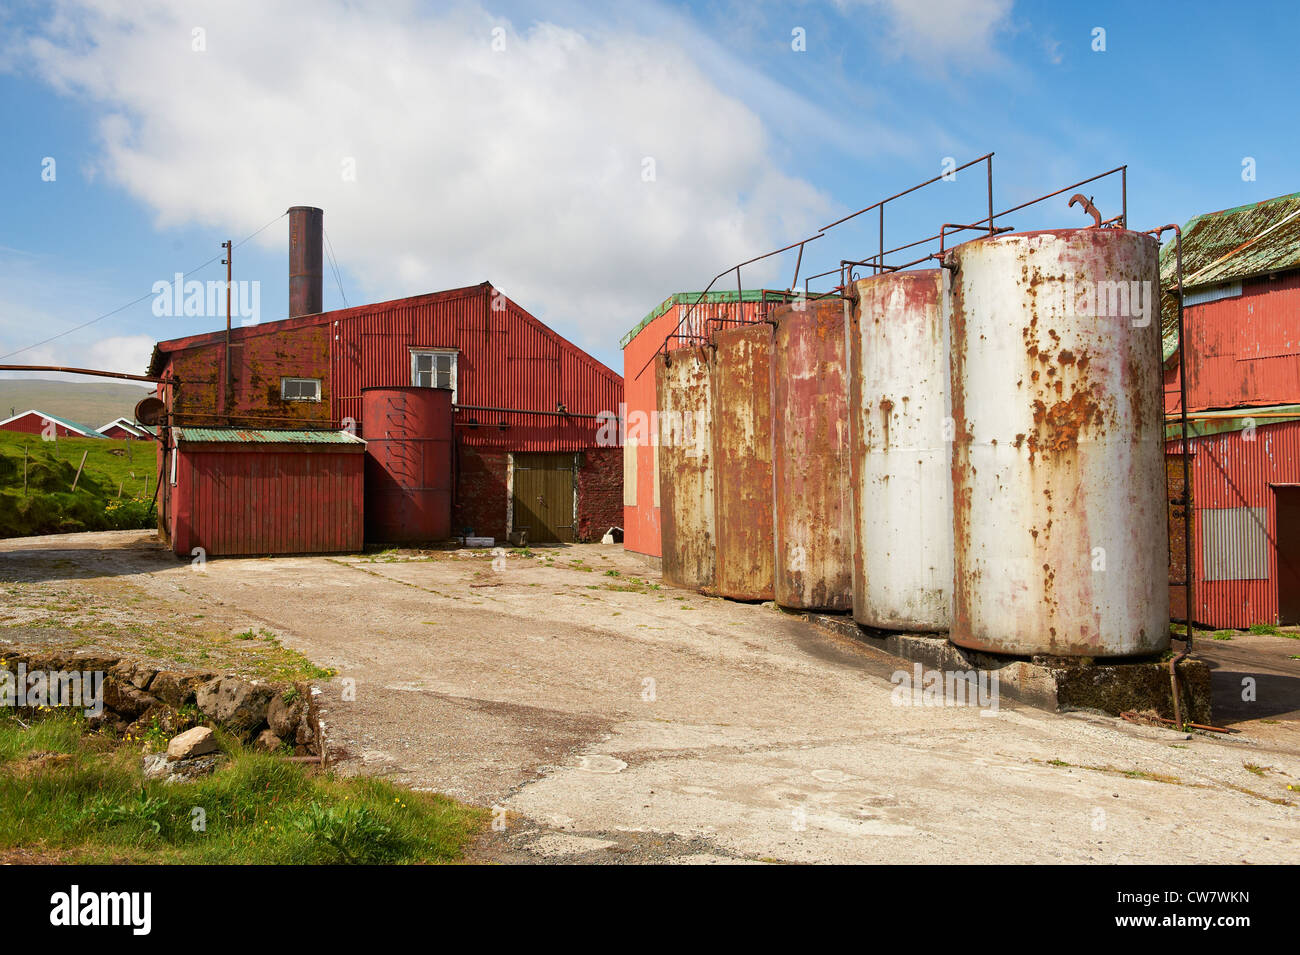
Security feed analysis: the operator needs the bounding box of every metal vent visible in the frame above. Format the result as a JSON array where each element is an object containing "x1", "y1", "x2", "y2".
[{"x1": 1201, "y1": 507, "x2": 1268, "y2": 581}]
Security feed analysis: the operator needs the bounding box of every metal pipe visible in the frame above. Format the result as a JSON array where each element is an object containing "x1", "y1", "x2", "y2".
[
  {"x1": 0, "y1": 364, "x2": 169, "y2": 384},
  {"x1": 820, "y1": 152, "x2": 995, "y2": 231},
  {"x1": 453, "y1": 404, "x2": 613, "y2": 421},
  {"x1": 1149, "y1": 224, "x2": 1195, "y2": 732}
]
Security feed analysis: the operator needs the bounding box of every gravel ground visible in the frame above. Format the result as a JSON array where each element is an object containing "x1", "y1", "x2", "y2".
[{"x1": 1, "y1": 529, "x2": 1297, "y2": 864}]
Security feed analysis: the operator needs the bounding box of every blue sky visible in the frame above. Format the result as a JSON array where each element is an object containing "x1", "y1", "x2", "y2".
[{"x1": 0, "y1": 0, "x2": 1295, "y2": 378}]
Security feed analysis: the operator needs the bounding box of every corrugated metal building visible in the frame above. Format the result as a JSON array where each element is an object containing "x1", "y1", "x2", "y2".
[
  {"x1": 620, "y1": 291, "x2": 789, "y2": 561},
  {"x1": 168, "y1": 428, "x2": 365, "y2": 557},
  {"x1": 1162, "y1": 192, "x2": 1300, "y2": 626},
  {"x1": 150, "y1": 208, "x2": 623, "y2": 550}
]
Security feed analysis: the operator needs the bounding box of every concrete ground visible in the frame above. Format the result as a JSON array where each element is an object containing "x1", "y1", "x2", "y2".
[{"x1": 1, "y1": 529, "x2": 1298, "y2": 864}]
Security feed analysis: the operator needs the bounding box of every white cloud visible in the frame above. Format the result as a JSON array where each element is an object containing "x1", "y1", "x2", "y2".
[
  {"x1": 837, "y1": 0, "x2": 1014, "y2": 65},
  {"x1": 20, "y1": 0, "x2": 834, "y2": 361}
]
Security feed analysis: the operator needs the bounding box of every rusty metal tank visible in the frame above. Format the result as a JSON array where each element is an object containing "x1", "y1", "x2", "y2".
[
  {"x1": 656, "y1": 346, "x2": 715, "y2": 591},
  {"x1": 771, "y1": 298, "x2": 853, "y2": 610},
  {"x1": 361, "y1": 386, "x2": 453, "y2": 544},
  {"x1": 710, "y1": 322, "x2": 775, "y2": 601},
  {"x1": 947, "y1": 228, "x2": 1169, "y2": 657},
  {"x1": 849, "y1": 269, "x2": 953, "y2": 631}
]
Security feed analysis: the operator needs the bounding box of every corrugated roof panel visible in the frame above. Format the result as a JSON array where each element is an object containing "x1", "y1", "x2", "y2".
[
  {"x1": 173, "y1": 427, "x2": 364, "y2": 444},
  {"x1": 1160, "y1": 192, "x2": 1300, "y2": 339}
]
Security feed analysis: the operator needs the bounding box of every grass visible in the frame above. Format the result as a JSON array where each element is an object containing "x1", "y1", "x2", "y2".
[
  {"x1": 1212, "y1": 631, "x2": 1234, "y2": 640},
  {"x1": 0, "y1": 710, "x2": 486, "y2": 864},
  {"x1": 0, "y1": 431, "x2": 156, "y2": 538}
]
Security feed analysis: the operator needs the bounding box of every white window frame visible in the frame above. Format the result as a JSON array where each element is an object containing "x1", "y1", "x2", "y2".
[
  {"x1": 280, "y1": 377, "x2": 322, "y2": 402},
  {"x1": 410, "y1": 348, "x2": 458, "y2": 401}
]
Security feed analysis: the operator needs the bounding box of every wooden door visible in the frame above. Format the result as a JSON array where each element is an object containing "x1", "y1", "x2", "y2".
[{"x1": 512, "y1": 453, "x2": 576, "y2": 543}]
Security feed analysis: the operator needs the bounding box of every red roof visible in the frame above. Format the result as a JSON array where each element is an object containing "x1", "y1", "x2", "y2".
[{"x1": 148, "y1": 282, "x2": 619, "y2": 383}]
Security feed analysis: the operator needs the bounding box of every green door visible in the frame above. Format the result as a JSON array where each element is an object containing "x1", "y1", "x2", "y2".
[{"x1": 512, "y1": 453, "x2": 576, "y2": 543}]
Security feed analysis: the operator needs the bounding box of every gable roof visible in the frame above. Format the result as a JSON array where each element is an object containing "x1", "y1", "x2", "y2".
[
  {"x1": 0, "y1": 409, "x2": 106, "y2": 438},
  {"x1": 1160, "y1": 192, "x2": 1300, "y2": 292},
  {"x1": 149, "y1": 281, "x2": 621, "y2": 384},
  {"x1": 1159, "y1": 191, "x2": 1300, "y2": 357},
  {"x1": 98, "y1": 417, "x2": 147, "y2": 437}
]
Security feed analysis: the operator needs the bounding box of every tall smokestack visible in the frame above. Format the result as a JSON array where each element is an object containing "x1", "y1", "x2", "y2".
[{"x1": 287, "y1": 205, "x2": 323, "y2": 319}]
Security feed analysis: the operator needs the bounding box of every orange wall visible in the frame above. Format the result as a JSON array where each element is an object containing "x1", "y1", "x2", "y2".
[{"x1": 621, "y1": 306, "x2": 682, "y2": 557}]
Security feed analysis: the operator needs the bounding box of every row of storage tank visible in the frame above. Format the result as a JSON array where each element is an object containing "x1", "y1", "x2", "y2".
[{"x1": 655, "y1": 228, "x2": 1170, "y2": 658}]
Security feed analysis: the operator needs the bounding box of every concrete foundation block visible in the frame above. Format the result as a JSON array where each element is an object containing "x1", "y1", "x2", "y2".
[{"x1": 808, "y1": 614, "x2": 1213, "y2": 725}]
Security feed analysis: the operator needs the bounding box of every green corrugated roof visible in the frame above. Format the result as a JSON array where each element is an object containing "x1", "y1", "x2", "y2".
[
  {"x1": 1164, "y1": 403, "x2": 1300, "y2": 440},
  {"x1": 619, "y1": 290, "x2": 794, "y2": 349},
  {"x1": 172, "y1": 427, "x2": 364, "y2": 445},
  {"x1": 1160, "y1": 191, "x2": 1300, "y2": 348}
]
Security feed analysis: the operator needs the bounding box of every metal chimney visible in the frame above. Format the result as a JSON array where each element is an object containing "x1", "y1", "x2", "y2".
[{"x1": 287, "y1": 205, "x2": 323, "y2": 318}]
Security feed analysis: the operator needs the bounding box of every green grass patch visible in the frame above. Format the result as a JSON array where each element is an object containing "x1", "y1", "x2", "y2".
[
  {"x1": 1212, "y1": 631, "x2": 1234, "y2": 641},
  {"x1": 0, "y1": 711, "x2": 486, "y2": 864},
  {"x1": 0, "y1": 431, "x2": 157, "y2": 538},
  {"x1": 1248, "y1": 623, "x2": 1280, "y2": 635}
]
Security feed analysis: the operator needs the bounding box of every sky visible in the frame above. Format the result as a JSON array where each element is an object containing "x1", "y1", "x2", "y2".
[{"x1": 0, "y1": 0, "x2": 1295, "y2": 380}]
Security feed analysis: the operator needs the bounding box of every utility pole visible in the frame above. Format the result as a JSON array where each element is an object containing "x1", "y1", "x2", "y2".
[{"x1": 222, "y1": 239, "x2": 232, "y2": 425}]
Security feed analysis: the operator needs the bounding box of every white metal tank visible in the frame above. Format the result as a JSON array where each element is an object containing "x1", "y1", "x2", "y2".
[
  {"x1": 947, "y1": 228, "x2": 1169, "y2": 657},
  {"x1": 849, "y1": 269, "x2": 953, "y2": 631}
]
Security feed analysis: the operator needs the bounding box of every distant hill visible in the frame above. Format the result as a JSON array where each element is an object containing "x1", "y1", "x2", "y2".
[{"x1": 0, "y1": 378, "x2": 154, "y2": 432}]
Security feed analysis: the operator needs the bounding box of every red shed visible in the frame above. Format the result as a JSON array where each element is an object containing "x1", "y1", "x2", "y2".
[
  {"x1": 98, "y1": 417, "x2": 148, "y2": 440},
  {"x1": 1162, "y1": 192, "x2": 1300, "y2": 627},
  {"x1": 166, "y1": 427, "x2": 365, "y2": 558},
  {"x1": 149, "y1": 207, "x2": 623, "y2": 547},
  {"x1": 0, "y1": 409, "x2": 105, "y2": 439}
]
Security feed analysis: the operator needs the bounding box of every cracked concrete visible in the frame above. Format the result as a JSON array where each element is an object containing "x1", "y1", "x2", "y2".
[{"x1": 1, "y1": 530, "x2": 1297, "y2": 864}]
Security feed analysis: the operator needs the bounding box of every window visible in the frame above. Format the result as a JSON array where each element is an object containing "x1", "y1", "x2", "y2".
[
  {"x1": 411, "y1": 350, "x2": 457, "y2": 400},
  {"x1": 280, "y1": 377, "x2": 322, "y2": 402}
]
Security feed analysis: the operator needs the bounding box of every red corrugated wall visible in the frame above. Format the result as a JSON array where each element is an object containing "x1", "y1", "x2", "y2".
[
  {"x1": 153, "y1": 283, "x2": 622, "y2": 453},
  {"x1": 1167, "y1": 272, "x2": 1300, "y2": 413},
  {"x1": 171, "y1": 445, "x2": 364, "y2": 557},
  {"x1": 328, "y1": 285, "x2": 621, "y2": 452},
  {"x1": 1169, "y1": 420, "x2": 1300, "y2": 627}
]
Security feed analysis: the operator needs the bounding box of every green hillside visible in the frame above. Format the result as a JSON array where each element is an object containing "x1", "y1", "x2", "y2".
[
  {"x1": 0, "y1": 431, "x2": 158, "y2": 538},
  {"x1": 0, "y1": 378, "x2": 153, "y2": 432}
]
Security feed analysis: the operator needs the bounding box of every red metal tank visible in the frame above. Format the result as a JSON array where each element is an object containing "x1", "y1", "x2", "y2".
[
  {"x1": 711, "y1": 323, "x2": 775, "y2": 601},
  {"x1": 361, "y1": 387, "x2": 453, "y2": 543},
  {"x1": 771, "y1": 298, "x2": 853, "y2": 610},
  {"x1": 656, "y1": 346, "x2": 715, "y2": 591}
]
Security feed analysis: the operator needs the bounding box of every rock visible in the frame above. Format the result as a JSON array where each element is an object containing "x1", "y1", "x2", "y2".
[
  {"x1": 102, "y1": 680, "x2": 157, "y2": 720},
  {"x1": 195, "y1": 677, "x2": 273, "y2": 737},
  {"x1": 266, "y1": 691, "x2": 303, "y2": 739},
  {"x1": 193, "y1": 677, "x2": 223, "y2": 716},
  {"x1": 142, "y1": 752, "x2": 224, "y2": 784},
  {"x1": 151, "y1": 670, "x2": 215, "y2": 707},
  {"x1": 295, "y1": 684, "x2": 321, "y2": 750},
  {"x1": 166, "y1": 726, "x2": 218, "y2": 761},
  {"x1": 129, "y1": 664, "x2": 158, "y2": 690},
  {"x1": 125, "y1": 703, "x2": 201, "y2": 741},
  {"x1": 253, "y1": 729, "x2": 283, "y2": 753}
]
